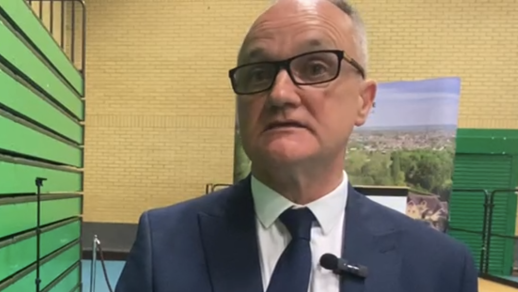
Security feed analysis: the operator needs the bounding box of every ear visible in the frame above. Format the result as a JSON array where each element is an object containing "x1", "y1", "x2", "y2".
[{"x1": 355, "y1": 79, "x2": 377, "y2": 127}]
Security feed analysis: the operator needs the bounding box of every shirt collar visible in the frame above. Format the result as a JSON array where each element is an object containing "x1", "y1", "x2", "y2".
[{"x1": 251, "y1": 171, "x2": 349, "y2": 235}]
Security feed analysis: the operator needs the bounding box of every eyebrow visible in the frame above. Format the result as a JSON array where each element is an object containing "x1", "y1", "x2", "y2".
[
  {"x1": 302, "y1": 38, "x2": 330, "y2": 50},
  {"x1": 242, "y1": 38, "x2": 333, "y2": 63},
  {"x1": 246, "y1": 47, "x2": 268, "y2": 61}
]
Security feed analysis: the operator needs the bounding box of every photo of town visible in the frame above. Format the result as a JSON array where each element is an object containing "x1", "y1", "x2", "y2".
[
  {"x1": 345, "y1": 77, "x2": 461, "y2": 200},
  {"x1": 346, "y1": 124, "x2": 457, "y2": 200}
]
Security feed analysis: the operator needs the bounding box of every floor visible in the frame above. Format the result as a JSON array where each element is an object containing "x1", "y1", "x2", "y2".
[
  {"x1": 81, "y1": 260, "x2": 125, "y2": 292},
  {"x1": 498, "y1": 275, "x2": 518, "y2": 282},
  {"x1": 479, "y1": 278, "x2": 518, "y2": 292},
  {"x1": 81, "y1": 260, "x2": 517, "y2": 292}
]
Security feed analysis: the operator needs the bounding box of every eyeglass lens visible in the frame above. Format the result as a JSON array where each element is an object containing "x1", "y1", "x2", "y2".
[{"x1": 232, "y1": 51, "x2": 340, "y2": 94}]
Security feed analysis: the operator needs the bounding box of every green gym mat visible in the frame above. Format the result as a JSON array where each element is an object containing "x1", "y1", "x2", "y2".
[
  {"x1": 0, "y1": 111, "x2": 82, "y2": 167},
  {"x1": 0, "y1": 0, "x2": 83, "y2": 96},
  {"x1": 0, "y1": 218, "x2": 81, "y2": 282},
  {"x1": 0, "y1": 157, "x2": 82, "y2": 195},
  {"x1": 0, "y1": 64, "x2": 83, "y2": 144},
  {"x1": 0, "y1": 241, "x2": 81, "y2": 291},
  {"x1": 0, "y1": 194, "x2": 83, "y2": 239},
  {"x1": 0, "y1": 17, "x2": 83, "y2": 120}
]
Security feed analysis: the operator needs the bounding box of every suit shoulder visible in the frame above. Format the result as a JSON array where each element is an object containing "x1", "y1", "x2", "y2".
[
  {"x1": 367, "y1": 196, "x2": 470, "y2": 256},
  {"x1": 141, "y1": 183, "x2": 239, "y2": 226}
]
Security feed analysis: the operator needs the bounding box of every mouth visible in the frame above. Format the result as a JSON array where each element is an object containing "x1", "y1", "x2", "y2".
[{"x1": 264, "y1": 121, "x2": 307, "y2": 132}]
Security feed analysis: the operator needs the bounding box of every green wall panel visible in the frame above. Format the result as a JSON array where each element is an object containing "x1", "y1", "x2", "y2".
[
  {"x1": 0, "y1": 242, "x2": 80, "y2": 292},
  {"x1": 0, "y1": 18, "x2": 83, "y2": 120},
  {"x1": 449, "y1": 128, "x2": 518, "y2": 275},
  {"x1": 0, "y1": 1, "x2": 84, "y2": 291},
  {"x1": 0, "y1": 219, "x2": 80, "y2": 282},
  {"x1": 449, "y1": 154, "x2": 516, "y2": 274},
  {"x1": 0, "y1": 65, "x2": 82, "y2": 143},
  {"x1": 43, "y1": 264, "x2": 80, "y2": 292},
  {"x1": 0, "y1": 159, "x2": 82, "y2": 195},
  {"x1": 0, "y1": 114, "x2": 82, "y2": 167},
  {"x1": 0, "y1": 195, "x2": 82, "y2": 239},
  {"x1": 0, "y1": 0, "x2": 83, "y2": 96},
  {"x1": 456, "y1": 128, "x2": 518, "y2": 154}
]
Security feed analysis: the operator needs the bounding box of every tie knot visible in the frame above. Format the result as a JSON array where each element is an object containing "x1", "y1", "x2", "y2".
[{"x1": 279, "y1": 207, "x2": 315, "y2": 241}]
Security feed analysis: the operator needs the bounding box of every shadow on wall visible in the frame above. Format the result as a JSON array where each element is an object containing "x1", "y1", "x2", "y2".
[{"x1": 82, "y1": 222, "x2": 137, "y2": 260}]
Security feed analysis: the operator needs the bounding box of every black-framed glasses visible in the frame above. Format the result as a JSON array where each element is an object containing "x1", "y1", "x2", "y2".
[{"x1": 228, "y1": 49, "x2": 365, "y2": 95}]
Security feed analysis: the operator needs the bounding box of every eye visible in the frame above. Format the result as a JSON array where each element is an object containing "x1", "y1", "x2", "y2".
[
  {"x1": 250, "y1": 68, "x2": 268, "y2": 81},
  {"x1": 307, "y1": 62, "x2": 327, "y2": 76},
  {"x1": 244, "y1": 65, "x2": 275, "y2": 83},
  {"x1": 300, "y1": 61, "x2": 330, "y2": 79}
]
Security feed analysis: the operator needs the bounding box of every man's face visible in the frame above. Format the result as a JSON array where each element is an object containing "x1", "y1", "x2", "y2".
[{"x1": 235, "y1": 0, "x2": 376, "y2": 167}]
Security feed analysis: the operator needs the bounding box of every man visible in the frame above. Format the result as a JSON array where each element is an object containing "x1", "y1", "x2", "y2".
[{"x1": 115, "y1": 0, "x2": 478, "y2": 291}]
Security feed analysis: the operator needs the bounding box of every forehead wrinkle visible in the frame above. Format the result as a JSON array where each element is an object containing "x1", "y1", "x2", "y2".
[
  {"x1": 247, "y1": 36, "x2": 334, "y2": 55},
  {"x1": 242, "y1": 30, "x2": 352, "y2": 64}
]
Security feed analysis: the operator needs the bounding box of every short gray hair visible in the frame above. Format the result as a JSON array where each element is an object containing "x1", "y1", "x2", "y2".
[{"x1": 328, "y1": 0, "x2": 368, "y2": 71}]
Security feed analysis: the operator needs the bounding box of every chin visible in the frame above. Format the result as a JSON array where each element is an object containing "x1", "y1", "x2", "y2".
[
  {"x1": 260, "y1": 140, "x2": 317, "y2": 165},
  {"x1": 267, "y1": 151, "x2": 311, "y2": 164}
]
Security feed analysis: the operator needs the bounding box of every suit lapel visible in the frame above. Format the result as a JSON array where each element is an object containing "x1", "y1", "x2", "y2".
[
  {"x1": 340, "y1": 185, "x2": 403, "y2": 292},
  {"x1": 198, "y1": 177, "x2": 263, "y2": 292}
]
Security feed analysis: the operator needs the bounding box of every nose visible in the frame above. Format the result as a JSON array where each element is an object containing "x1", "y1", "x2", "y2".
[{"x1": 267, "y1": 69, "x2": 301, "y2": 108}]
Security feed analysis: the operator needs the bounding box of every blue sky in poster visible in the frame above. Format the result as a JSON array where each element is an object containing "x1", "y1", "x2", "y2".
[{"x1": 360, "y1": 77, "x2": 461, "y2": 130}]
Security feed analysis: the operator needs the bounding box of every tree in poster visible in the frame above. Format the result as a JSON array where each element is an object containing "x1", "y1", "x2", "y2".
[{"x1": 345, "y1": 145, "x2": 454, "y2": 200}]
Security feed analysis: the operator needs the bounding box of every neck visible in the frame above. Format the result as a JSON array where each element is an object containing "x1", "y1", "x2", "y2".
[{"x1": 251, "y1": 158, "x2": 345, "y2": 205}]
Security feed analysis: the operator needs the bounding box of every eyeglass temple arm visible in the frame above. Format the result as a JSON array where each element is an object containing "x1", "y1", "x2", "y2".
[{"x1": 343, "y1": 54, "x2": 366, "y2": 79}]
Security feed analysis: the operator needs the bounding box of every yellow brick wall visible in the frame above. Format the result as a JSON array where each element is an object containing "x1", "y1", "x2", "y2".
[
  {"x1": 82, "y1": 0, "x2": 270, "y2": 222},
  {"x1": 79, "y1": 0, "x2": 518, "y2": 223}
]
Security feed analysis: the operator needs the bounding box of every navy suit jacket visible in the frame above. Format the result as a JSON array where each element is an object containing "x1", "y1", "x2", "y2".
[{"x1": 115, "y1": 177, "x2": 478, "y2": 292}]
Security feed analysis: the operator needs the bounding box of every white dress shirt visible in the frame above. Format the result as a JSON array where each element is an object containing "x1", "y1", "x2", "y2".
[{"x1": 251, "y1": 171, "x2": 349, "y2": 292}]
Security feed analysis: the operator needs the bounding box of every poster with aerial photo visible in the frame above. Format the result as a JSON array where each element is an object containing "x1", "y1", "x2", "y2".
[{"x1": 346, "y1": 77, "x2": 461, "y2": 231}]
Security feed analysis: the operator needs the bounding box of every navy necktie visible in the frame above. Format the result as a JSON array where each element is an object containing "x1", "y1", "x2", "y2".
[{"x1": 266, "y1": 207, "x2": 316, "y2": 292}]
